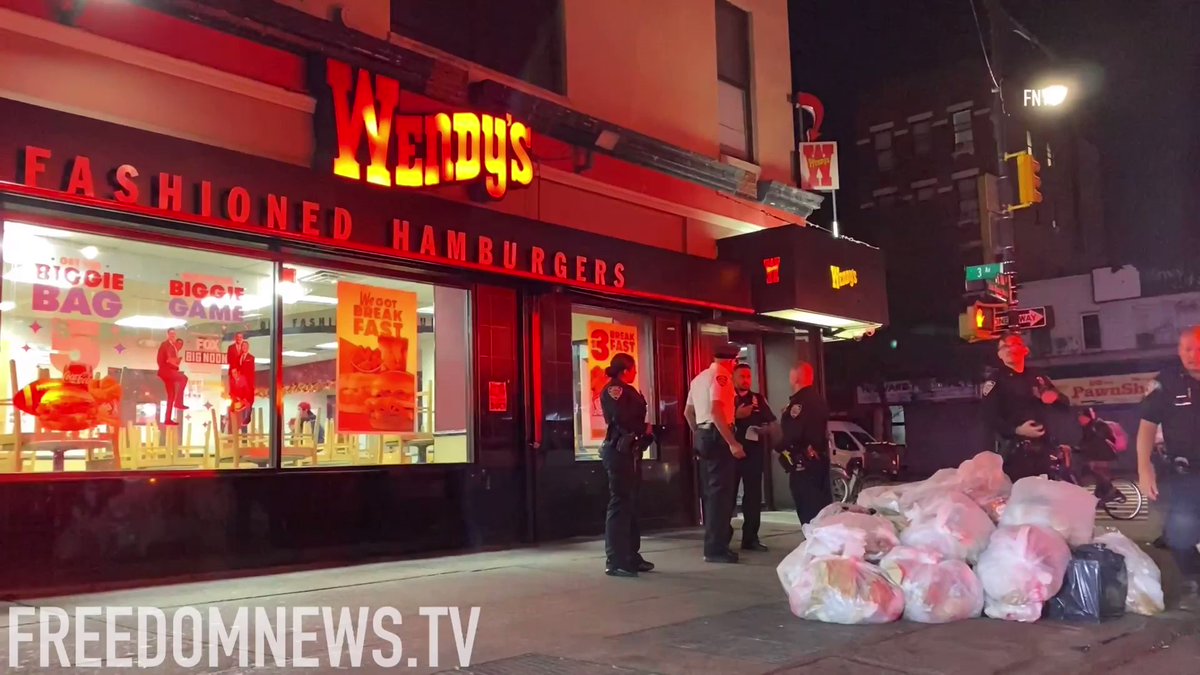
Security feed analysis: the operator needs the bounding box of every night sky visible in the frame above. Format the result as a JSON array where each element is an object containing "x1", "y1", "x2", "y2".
[{"x1": 789, "y1": 0, "x2": 1200, "y2": 268}]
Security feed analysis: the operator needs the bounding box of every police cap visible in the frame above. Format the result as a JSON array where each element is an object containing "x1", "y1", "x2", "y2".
[{"x1": 713, "y1": 342, "x2": 742, "y2": 360}]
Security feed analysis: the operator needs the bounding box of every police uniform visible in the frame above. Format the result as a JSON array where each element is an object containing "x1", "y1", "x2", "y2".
[
  {"x1": 777, "y1": 385, "x2": 832, "y2": 524},
  {"x1": 600, "y1": 376, "x2": 650, "y2": 576},
  {"x1": 734, "y1": 388, "x2": 775, "y2": 549},
  {"x1": 1140, "y1": 364, "x2": 1200, "y2": 578},
  {"x1": 687, "y1": 350, "x2": 739, "y2": 561},
  {"x1": 980, "y1": 365, "x2": 1070, "y2": 480}
]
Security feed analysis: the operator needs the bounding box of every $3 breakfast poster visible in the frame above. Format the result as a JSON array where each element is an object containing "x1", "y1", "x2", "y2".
[
  {"x1": 584, "y1": 321, "x2": 639, "y2": 441},
  {"x1": 336, "y1": 281, "x2": 419, "y2": 434}
]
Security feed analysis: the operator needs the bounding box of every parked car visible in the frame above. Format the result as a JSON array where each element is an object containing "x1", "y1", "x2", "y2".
[{"x1": 827, "y1": 421, "x2": 905, "y2": 503}]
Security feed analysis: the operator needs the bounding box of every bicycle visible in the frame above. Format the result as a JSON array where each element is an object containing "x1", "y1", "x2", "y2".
[
  {"x1": 1045, "y1": 444, "x2": 1145, "y2": 521},
  {"x1": 831, "y1": 442, "x2": 903, "y2": 505}
]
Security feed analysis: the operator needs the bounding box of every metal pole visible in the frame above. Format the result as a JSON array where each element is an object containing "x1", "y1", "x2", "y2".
[
  {"x1": 984, "y1": 0, "x2": 1013, "y2": 263},
  {"x1": 831, "y1": 190, "x2": 840, "y2": 238}
]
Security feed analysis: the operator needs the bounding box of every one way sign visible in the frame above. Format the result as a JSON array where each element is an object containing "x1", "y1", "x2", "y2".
[{"x1": 995, "y1": 306, "x2": 1054, "y2": 331}]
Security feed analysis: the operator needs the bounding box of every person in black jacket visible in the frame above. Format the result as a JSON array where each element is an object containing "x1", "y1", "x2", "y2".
[
  {"x1": 732, "y1": 363, "x2": 776, "y2": 551},
  {"x1": 776, "y1": 361, "x2": 832, "y2": 524},
  {"x1": 599, "y1": 353, "x2": 654, "y2": 578},
  {"x1": 981, "y1": 333, "x2": 1071, "y2": 480}
]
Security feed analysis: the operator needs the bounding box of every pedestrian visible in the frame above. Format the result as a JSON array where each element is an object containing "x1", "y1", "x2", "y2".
[
  {"x1": 684, "y1": 342, "x2": 745, "y2": 563},
  {"x1": 776, "y1": 361, "x2": 832, "y2": 524},
  {"x1": 1137, "y1": 325, "x2": 1200, "y2": 609},
  {"x1": 599, "y1": 352, "x2": 654, "y2": 578},
  {"x1": 981, "y1": 332, "x2": 1071, "y2": 480},
  {"x1": 1075, "y1": 407, "x2": 1119, "y2": 502},
  {"x1": 732, "y1": 362, "x2": 775, "y2": 551}
]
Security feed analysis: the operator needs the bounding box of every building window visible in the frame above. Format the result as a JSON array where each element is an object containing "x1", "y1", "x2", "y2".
[
  {"x1": 391, "y1": 0, "x2": 565, "y2": 94},
  {"x1": 716, "y1": 0, "x2": 754, "y2": 161},
  {"x1": 952, "y1": 110, "x2": 974, "y2": 155},
  {"x1": 1, "y1": 221, "x2": 276, "y2": 473},
  {"x1": 572, "y1": 305, "x2": 656, "y2": 461},
  {"x1": 1081, "y1": 313, "x2": 1103, "y2": 350},
  {"x1": 957, "y1": 178, "x2": 980, "y2": 224},
  {"x1": 912, "y1": 120, "x2": 932, "y2": 156},
  {"x1": 1030, "y1": 326, "x2": 1052, "y2": 357},
  {"x1": 280, "y1": 267, "x2": 471, "y2": 467},
  {"x1": 875, "y1": 132, "x2": 894, "y2": 172},
  {"x1": 916, "y1": 186, "x2": 936, "y2": 201}
]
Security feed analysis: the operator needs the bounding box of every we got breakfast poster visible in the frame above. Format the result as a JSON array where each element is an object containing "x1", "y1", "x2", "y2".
[{"x1": 335, "y1": 281, "x2": 419, "y2": 433}]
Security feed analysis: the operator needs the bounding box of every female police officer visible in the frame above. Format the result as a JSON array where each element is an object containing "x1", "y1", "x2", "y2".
[{"x1": 600, "y1": 352, "x2": 655, "y2": 578}]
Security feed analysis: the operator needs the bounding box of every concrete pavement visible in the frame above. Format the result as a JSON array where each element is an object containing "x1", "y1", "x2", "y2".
[{"x1": 2, "y1": 511, "x2": 1197, "y2": 674}]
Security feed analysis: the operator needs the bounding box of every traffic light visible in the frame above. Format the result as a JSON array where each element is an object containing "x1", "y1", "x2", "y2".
[
  {"x1": 958, "y1": 301, "x2": 1004, "y2": 343},
  {"x1": 1015, "y1": 152, "x2": 1043, "y2": 206}
]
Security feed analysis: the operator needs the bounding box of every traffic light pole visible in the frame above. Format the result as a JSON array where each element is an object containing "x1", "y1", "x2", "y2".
[{"x1": 984, "y1": 0, "x2": 1014, "y2": 264}]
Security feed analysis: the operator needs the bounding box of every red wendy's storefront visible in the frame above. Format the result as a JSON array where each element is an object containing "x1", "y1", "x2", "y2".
[{"x1": 0, "y1": 57, "x2": 886, "y2": 595}]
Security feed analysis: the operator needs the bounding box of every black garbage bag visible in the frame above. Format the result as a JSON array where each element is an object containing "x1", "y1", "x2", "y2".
[{"x1": 1044, "y1": 544, "x2": 1128, "y2": 622}]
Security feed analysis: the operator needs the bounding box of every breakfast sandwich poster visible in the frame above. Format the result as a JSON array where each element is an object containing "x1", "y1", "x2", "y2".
[
  {"x1": 335, "y1": 281, "x2": 419, "y2": 434},
  {"x1": 584, "y1": 321, "x2": 639, "y2": 441}
]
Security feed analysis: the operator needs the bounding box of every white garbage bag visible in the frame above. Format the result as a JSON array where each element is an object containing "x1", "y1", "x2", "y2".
[
  {"x1": 976, "y1": 524, "x2": 1071, "y2": 622},
  {"x1": 857, "y1": 483, "x2": 910, "y2": 514},
  {"x1": 802, "y1": 512, "x2": 899, "y2": 562},
  {"x1": 999, "y1": 477, "x2": 1098, "y2": 547},
  {"x1": 955, "y1": 452, "x2": 1012, "y2": 508},
  {"x1": 776, "y1": 541, "x2": 815, "y2": 591},
  {"x1": 897, "y1": 468, "x2": 963, "y2": 511},
  {"x1": 1094, "y1": 531, "x2": 1165, "y2": 616},
  {"x1": 900, "y1": 491, "x2": 996, "y2": 563},
  {"x1": 880, "y1": 547, "x2": 984, "y2": 623},
  {"x1": 812, "y1": 501, "x2": 876, "y2": 524},
  {"x1": 784, "y1": 555, "x2": 904, "y2": 624}
]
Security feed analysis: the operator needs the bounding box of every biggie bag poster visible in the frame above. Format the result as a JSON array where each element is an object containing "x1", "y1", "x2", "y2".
[
  {"x1": 335, "y1": 281, "x2": 419, "y2": 433},
  {"x1": 584, "y1": 321, "x2": 639, "y2": 441}
]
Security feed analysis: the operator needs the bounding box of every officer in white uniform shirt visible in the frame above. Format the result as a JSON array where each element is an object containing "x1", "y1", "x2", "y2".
[{"x1": 684, "y1": 342, "x2": 746, "y2": 563}]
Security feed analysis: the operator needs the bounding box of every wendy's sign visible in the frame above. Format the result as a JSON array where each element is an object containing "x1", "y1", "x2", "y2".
[
  {"x1": 310, "y1": 58, "x2": 534, "y2": 200},
  {"x1": 0, "y1": 98, "x2": 750, "y2": 312}
]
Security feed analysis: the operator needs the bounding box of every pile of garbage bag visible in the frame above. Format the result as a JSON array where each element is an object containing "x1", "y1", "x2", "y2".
[{"x1": 778, "y1": 452, "x2": 1163, "y2": 625}]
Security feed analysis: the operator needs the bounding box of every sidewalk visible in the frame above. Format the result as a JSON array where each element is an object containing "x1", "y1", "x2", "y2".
[{"x1": 3, "y1": 512, "x2": 1197, "y2": 674}]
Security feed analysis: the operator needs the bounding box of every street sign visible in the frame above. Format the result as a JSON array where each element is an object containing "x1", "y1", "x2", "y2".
[
  {"x1": 995, "y1": 306, "x2": 1053, "y2": 331},
  {"x1": 965, "y1": 263, "x2": 1005, "y2": 282}
]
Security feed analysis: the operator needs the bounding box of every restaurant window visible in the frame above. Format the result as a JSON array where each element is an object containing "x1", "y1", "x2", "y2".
[
  {"x1": 391, "y1": 0, "x2": 565, "y2": 94},
  {"x1": 717, "y1": 0, "x2": 754, "y2": 161},
  {"x1": 875, "y1": 132, "x2": 894, "y2": 172},
  {"x1": 571, "y1": 305, "x2": 656, "y2": 461},
  {"x1": 912, "y1": 120, "x2": 932, "y2": 156},
  {"x1": 279, "y1": 267, "x2": 471, "y2": 466},
  {"x1": 0, "y1": 221, "x2": 275, "y2": 473},
  {"x1": 952, "y1": 110, "x2": 974, "y2": 155}
]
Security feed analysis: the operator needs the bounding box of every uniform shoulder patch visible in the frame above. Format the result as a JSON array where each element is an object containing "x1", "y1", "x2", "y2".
[
  {"x1": 607, "y1": 385, "x2": 623, "y2": 400},
  {"x1": 790, "y1": 404, "x2": 803, "y2": 418},
  {"x1": 716, "y1": 375, "x2": 729, "y2": 387},
  {"x1": 981, "y1": 380, "x2": 996, "y2": 397}
]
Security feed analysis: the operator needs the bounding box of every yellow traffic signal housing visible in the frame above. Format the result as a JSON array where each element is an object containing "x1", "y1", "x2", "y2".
[
  {"x1": 958, "y1": 301, "x2": 1005, "y2": 342},
  {"x1": 1015, "y1": 152, "x2": 1043, "y2": 206}
]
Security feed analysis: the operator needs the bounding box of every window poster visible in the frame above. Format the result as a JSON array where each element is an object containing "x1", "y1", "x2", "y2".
[
  {"x1": 583, "y1": 321, "x2": 639, "y2": 441},
  {"x1": 335, "y1": 281, "x2": 419, "y2": 433}
]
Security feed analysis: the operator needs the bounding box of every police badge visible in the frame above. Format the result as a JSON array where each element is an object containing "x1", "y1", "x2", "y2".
[
  {"x1": 790, "y1": 404, "x2": 802, "y2": 418},
  {"x1": 607, "y1": 385, "x2": 623, "y2": 400}
]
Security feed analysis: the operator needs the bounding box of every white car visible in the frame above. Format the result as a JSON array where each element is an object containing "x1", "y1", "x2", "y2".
[{"x1": 826, "y1": 420, "x2": 881, "y2": 469}]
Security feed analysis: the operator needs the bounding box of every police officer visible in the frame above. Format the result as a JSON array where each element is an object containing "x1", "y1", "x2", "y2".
[
  {"x1": 981, "y1": 332, "x2": 1070, "y2": 480},
  {"x1": 777, "y1": 361, "x2": 832, "y2": 524},
  {"x1": 685, "y1": 343, "x2": 746, "y2": 563},
  {"x1": 1137, "y1": 326, "x2": 1200, "y2": 607},
  {"x1": 732, "y1": 363, "x2": 775, "y2": 551},
  {"x1": 599, "y1": 353, "x2": 654, "y2": 578}
]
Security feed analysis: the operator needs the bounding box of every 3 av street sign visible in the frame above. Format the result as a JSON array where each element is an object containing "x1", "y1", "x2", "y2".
[
  {"x1": 995, "y1": 306, "x2": 1053, "y2": 331},
  {"x1": 965, "y1": 263, "x2": 1005, "y2": 282}
]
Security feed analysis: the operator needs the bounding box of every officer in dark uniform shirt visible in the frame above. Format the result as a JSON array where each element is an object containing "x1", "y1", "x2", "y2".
[
  {"x1": 732, "y1": 363, "x2": 776, "y2": 551},
  {"x1": 981, "y1": 333, "x2": 1070, "y2": 480},
  {"x1": 776, "y1": 361, "x2": 832, "y2": 523},
  {"x1": 599, "y1": 352, "x2": 654, "y2": 578},
  {"x1": 1137, "y1": 326, "x2": 1200, "y2": 604}
]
